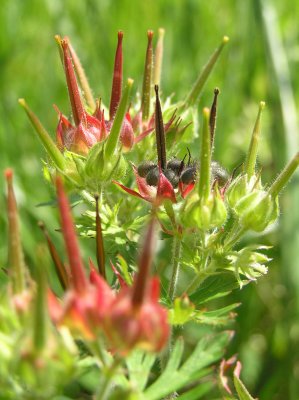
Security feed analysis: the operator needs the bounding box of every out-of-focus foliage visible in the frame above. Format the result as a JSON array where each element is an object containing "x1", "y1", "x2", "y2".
[{"x1": 1, "y1": 1, "x2": 299, "y2": 399}]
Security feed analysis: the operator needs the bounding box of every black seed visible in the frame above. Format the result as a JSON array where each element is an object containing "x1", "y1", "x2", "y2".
[
  {"x1": 146, "y1": 166, "x2": 159, "y2": 186},
  {"x1": 180, "y1": 166, "x2": 197, "y2": 184},
  {"x1": 137, "y1": 161, "x2": 156, "y2": 178},
  {"x1": 167, "y1": 158, "x2": 184, "y2": 174},
  {"x1": 211, "y1": 161, "x2": 229, "y2": 186},
  {"x1": 164, "y1": 168, "x2": 179, "y2": 188}
]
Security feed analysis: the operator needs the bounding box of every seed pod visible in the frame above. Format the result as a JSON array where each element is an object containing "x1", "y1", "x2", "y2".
[
  {"x1": 211, "y1": 161, "x2": 229, "y2": 186},
  {"x1": 180, "y1": 166, "x2": 197, "y2": 185},
  {"x1": 164, "y1": 168, "x2": 179, "y2": 188},
  {"x1": 146, "y1": 166, "x2": 159, "y2": 186},
  {"x1": 167, "y1": 158, "x2": 184, "y2": 175},
  {"x1": 137, "y1": 161, "x2": 156, "y2": 178}
]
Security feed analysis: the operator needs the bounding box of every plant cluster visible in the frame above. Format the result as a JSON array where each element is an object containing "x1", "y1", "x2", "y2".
[{"x1": 1, "y1": 28, "x2": 299, "y2": 399}]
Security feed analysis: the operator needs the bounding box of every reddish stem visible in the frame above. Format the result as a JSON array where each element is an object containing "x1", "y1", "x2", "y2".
[
  {"x1": 131, "y1": 218, "x2": 156, "y2": 308},
  {"x1": 109, "y1": 31, "x2": 123, "y2": 120},
  {"x1": 61, "y1": 38, "x2": 85, "y2": 126},
  {"x1": 56, "y1": 176, "x2": 88, "y2": 294}
]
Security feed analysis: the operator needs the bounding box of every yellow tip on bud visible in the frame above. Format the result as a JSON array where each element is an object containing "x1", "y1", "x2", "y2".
[
  {"x1": 203, "y1": 107, "x2": 210, "y2": 117},
  {"x1": 158, "y1": 28, "x2": 165, "y2": 37},
  {"x1": 223, "y1": 36, "x2": 230, "y2": 43},
  {"x1": 18, "y1": 98, "x2": 26, "y2": 107},
  {"x1": 259, "y1": 101, "x2": 266, "y2": 109},
  {"x1": 127, "y1": 78, "x2": 134, "y2": 87}
]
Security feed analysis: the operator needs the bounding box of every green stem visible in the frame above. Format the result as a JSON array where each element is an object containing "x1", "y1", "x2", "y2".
[
  {"x1": 244, "y1": 102, "x2": 265, "y2": 179},
  {"x1": 154, "y1": 28, "x2": 165, "y2": 87},
  {"x1": 33, "y1": 251, "x2": 47, "y2": 353},
  {"x1": 223, "y1": 226, "x2": 246, "y2": 250},
  {"x1": 183, "y1": 36, "x2": 229, "y2": 109},
  {"x1": 105, "y1": 79, "x2": 133, "y2": 158},
  {"x1": 186, "y1": 245, "x2": 212, "y2": 295},
  {"x1": 88, "y1": 337, "x2": 109, "y2": 367},
  {"x1": 198, "y1": 108, "x2": 211, "y2": 201},
  {"x1": 268, "y1": 152, "x2": 299, "y2": 197},
  {"x1": 141, "y1": 31, "x2": 154, "y2": 121},
  {"x1": 18, "y1": 99, "x2": 66, "y2": 170},
  {"x1": 168, "y1": 234, "x2": 182, "y2": 301},
  {"x1": 96, "y1": 357, "x2": 122, "y2": 400}
]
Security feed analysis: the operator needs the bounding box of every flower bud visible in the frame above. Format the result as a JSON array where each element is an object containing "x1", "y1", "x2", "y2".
[
  {"x1": 120, "y1": 113, "x2": 134, "y2": 151},
  {"x1": 182, "y1": 188, "x2": 227, "y2": 231},
  {"x1": 234, "y1": 190, "x2": 279, "y2": 232},
  {"x1": 226, "y1": 173, "x2": 261, "y2": 209}
]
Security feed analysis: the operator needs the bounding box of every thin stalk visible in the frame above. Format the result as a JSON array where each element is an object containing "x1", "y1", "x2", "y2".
[
  {"x1": 168, "y1": 234, "x2": 182, "y2": 301},
  {"x1": 154, "y1": 84, "x2": 167, "y2": 170},
  {"x1": 38, "y1": 221, "x2": 69, "y2": 290},
  {"x1": 141, "y1": 30, "x2": 154, "y2": 121},
  {"x1": 18, "y1": 99, "x2": 66, "y2": 170},
  {"x1": 33, "y1": 250, "x2": 47, "y2": 353},
  {"x1": 209, "y1": 88, "x2": 220, "y2": 148},
  {"x1": 56, "y1": 176, "x2": 88, "y2": 294},
  {"x1": 198, "y1": 108, "x2": 211, "y2": 201},
  {"x1": 244, "y1": 101, "x2": 265, "y2": 179},
  {"x1": 69, "y1": 40, "x2": 96, "y2": 111},
  {"x1": 268, "y1": 152, "x2": 299, "y2": 197},
  {"x1": 96, "y1": 358, "x2": 122, "y2": 400},
  {"x1": 5, "y1": 169, "x2": 26, "y2": 294},
  {"x1": 61, "y1": 38, "x2": 85, "y2": 126},
  {"x1": 223, "y1": 226, "x2": 246, "y2": 251},
  {"x1": 183, "y1": 36, "x2": 229, "y2": 109},
  {"x1": 109, "y1": 31, "x2": 123, "y2": 119},
  {"x1": 105, "y1": 78, "x2": 133, "y2": 158},
  {"x1": 154, "y1": 28, "x2": 165, "y2": 86},
  {"x1": 95, "y1": 194, "x2": 106, "y2": 279}
]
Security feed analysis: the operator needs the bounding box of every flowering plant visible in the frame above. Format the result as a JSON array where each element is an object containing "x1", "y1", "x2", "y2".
[{"x1": 1, "y1": 28, "x2": 299, "y2": 399}]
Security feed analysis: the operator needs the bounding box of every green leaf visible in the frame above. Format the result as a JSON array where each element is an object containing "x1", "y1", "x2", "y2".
[
  {"x1": 178, "y1": 381, "x2": 214, "y2": 400},
  {"x1": 193, "y1": 303, "x2": 240, "y2": 326},
  {"x1": 234, "y1": 362, "x2": 256, "y2": 400},
  {"x1": 190, "y1": 273, "x2": 244, "y2": 305},
  {"x1": 126, "y1": 350, "x2": 156, "y2": 391},
  {"x1": 144, "y1": 331, "x2": 231, "y2": 400},
  {"x1": 169, "y1": 297, "x2": 195, "y2": 325}
]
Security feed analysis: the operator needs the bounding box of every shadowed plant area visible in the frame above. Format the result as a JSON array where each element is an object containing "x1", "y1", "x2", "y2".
[{"x1": 1, "y1": 1, "x2": 299, "y2": 399}]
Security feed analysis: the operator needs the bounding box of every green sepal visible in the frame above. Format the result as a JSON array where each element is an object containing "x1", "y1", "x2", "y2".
[
  {"x1": 234, "y1": 191, "x2": 279, "y2": 232},
  {"x1": 182, "y1": 190, "x2": 227, "y2": 231}
]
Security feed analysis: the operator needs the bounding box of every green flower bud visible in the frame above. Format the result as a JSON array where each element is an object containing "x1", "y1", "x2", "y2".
[
  {"x1": 84, "y1": 142, "x2": 127, "y2": 189},
  {"x1": 182, "y1": 188, "x2": 227, "y2": 231},
  {"x1": 226, "y1": 174, "x2": 261, "y2": 210},
  {"x1": 234, "y1": 190, "x2": 279, "y2": 232}
]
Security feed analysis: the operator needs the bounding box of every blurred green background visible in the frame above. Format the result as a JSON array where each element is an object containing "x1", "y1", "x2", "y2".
[{"x1": 1, "y1": 0, "x2": 299, "y2": 398}]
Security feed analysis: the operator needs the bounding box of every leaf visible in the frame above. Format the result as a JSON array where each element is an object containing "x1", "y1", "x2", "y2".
[
  {"x1": 144, "y1": 331, "x2": 232, "y2": 400},
  {"x1": 193, "y1": 303, "x2": 240, "y2": 325},
  {"x1": 190, "y1": 273, "x2": 246, "y2": 305},
  {"x1": 234, "y1": 362, "x2": 257, "y2": 400},
  {"x1": 126, "y1": 350, "x2": 156, "y2": 391},
  {"x1": 169, "y1": 297, "x2": 195, "y2": 325},
  {"x1": 178, "y1": 381, "x2": 214, "y2": 400}
]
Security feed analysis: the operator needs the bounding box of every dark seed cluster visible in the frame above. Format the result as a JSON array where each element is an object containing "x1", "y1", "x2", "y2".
[
  {"x1": 137, "y1": 158, "x2": 229, "y2": 189},
  {"x1": 137, "y1": 156, "x2": 196, "y2": 188}
]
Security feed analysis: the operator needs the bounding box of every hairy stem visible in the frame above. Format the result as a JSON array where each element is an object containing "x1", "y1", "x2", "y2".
[{"x1": 168, "y1": 234, "x2": 182, "y2": 301}]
